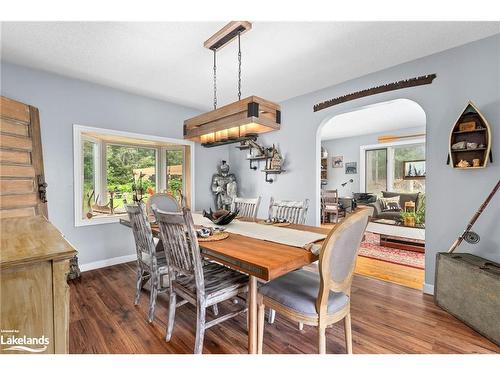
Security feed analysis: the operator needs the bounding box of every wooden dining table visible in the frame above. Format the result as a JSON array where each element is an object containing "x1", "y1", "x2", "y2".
[{"x1": 119, "y1": 216, "x2": 329, "y2": 354}]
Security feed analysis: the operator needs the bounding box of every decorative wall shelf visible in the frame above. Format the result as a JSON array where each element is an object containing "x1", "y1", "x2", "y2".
[
  {"x1": 262, "y1": 169, "x2": 285, "y2": 183},
  {"x1": 237, "y1": 140, "x2": 285, "y2": 183},
  {"x1": 448, "y1": 101, "x2": 492, "y2": 169}
]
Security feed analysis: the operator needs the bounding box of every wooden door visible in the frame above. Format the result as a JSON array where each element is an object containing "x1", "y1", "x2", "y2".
[{"x1": 0, "y1": 96, "x2": 48, "y2": 219}]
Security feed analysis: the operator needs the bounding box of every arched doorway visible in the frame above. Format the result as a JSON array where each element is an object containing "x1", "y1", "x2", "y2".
[{"x1": 316, "y1": 98, "x2": 427, "y2": 290}]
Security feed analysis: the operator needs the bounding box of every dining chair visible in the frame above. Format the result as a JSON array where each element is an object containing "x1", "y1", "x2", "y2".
[
  {"x1": 231, "y1": 196, "x2": 261, "y2": 220},
  {"x1": 321, "y1": 189, "x2": 346, "y2": 224},
  {"x1": 154, "y1": 207, "x2": 249, "y2": 354},
  {"x1": 257, "y1": 208, "x2": 372, "y2": 354},
  {"x1": 126, "y1": 203, "x2": 169, "y2": 323},
  {"x1": 146, "y1": 193, "x2": 180, "y2": 222},
  {"x1": 266, "y1": 197, "x2": 309, "y2": 324},
  {"x1": 268, "y1": 197, "x2": 309, "y2": 225}
]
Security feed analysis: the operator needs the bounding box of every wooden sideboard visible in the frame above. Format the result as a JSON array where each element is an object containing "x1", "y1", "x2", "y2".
[{"x1": 0, "y1": 216, "x2": 77, "y2": 354}]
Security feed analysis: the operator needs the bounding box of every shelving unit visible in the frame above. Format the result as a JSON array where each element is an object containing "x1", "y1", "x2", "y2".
[
  {"x1": 448, "y1": 101, "x2": 492, "y2": 169},
  {"x1": 321, "y1": 157, "x2": 328, "y2": 186}
]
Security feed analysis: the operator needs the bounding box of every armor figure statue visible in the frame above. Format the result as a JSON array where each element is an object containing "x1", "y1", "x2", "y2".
[{"x1": 211, "y1": 160, "x2": 238, "y2": 210}]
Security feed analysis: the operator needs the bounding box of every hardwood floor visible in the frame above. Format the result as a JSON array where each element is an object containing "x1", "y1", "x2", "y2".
[
  {"x1": 322, "y1": 223, "x2": 424, "y2": 289},
  {"x1": 69, "y1": 262, "x2": 499, "y2": 354}
]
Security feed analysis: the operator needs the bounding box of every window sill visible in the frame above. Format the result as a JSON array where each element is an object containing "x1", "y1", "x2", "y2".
[{"x1": 75, "y1": 213, "x2": 128, "y2": 227}]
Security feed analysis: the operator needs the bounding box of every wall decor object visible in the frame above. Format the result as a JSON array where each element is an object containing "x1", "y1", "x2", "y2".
[
  {"x1": 403, "y1": 160, "x2": 426, "y2": 179},
  {"x1": 262, "y1": 144, "x2": 285, "y2": 183},
  {"x1": 332, "y1": 155, "x2": 343, "y2": 168},
  {"x1": 345, "y1": 162, "x2": 357, "y2": 174},
  {"x1": 183, "y1": 21, "x2": 281, "y2": 147},
  {"x1": 447, "y1": 179, "x2": 500, "y2": 253},
  {"x1": 447, "y1": 101, "x2": 492, "y2": 169},
  {"x1": 313, "y1": 74, "x2": 436, "y2": 112},
  {"x1": 211, "y1": 160, "x2": 238, "y2": 210}
]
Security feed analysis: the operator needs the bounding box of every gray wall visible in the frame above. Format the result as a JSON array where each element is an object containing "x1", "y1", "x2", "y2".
[
  {"x1": 321, "y1": 126, "x2": 425, "y2": 195},
  {"x1": 0, "y1": 62, "x2": 227, "y2": 266},
  {"x1": 228, "y1": 34, "x2": 500, "y2": 287}
]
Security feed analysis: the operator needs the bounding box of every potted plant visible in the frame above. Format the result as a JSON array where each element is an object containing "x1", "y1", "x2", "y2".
[{"x1": 400, "y1": 211, "x2": 416, "y2": 227}]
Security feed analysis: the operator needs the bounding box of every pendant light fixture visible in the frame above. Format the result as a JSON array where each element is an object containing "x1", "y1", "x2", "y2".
[{"x1": 184, "y1": 21, "x2": 281, "y2": 147}]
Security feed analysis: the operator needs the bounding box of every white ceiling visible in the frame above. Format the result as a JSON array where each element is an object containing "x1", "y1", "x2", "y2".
[
  {"x1": 320, "y1": 99, "x2": 426, "y2": 140},
  {"x1": 1, "y1": 22, "x2": 499, "y2": 110}
]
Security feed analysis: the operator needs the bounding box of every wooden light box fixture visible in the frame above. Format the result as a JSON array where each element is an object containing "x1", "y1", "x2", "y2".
[{"x1": 184, "y1": 21, "x2": 281, "y2": 147}]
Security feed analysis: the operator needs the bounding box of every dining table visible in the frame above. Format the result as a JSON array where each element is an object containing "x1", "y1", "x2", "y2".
[{"x1": 119, "y1": 214, "x2": 330, "y2": 354}]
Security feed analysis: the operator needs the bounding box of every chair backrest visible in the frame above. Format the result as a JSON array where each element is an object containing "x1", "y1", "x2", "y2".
[
  {"x1": 268, "y1": 197, "x2": 309, "y2": 224},
  {"x1": 125, "y1": 203, "x2": 156, "y2": 263},
  {"x1": 231, "y1": 196, "x2": 261, "y2": 220},
  {"x1": 315, "y1": 208, "x2": 372, "y2": 314},
  {"x1": 154, "y1": 207, "x2": 204, "y2": 290},
  {"x1": 322, "y1": 190, "x2": 339, "y2": 206},
  {"x1": 146, "y1": 193, "x2": 181, "y2": 221}
]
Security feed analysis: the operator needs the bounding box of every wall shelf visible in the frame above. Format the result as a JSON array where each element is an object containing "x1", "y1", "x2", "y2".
[{"x1": 448, "y1": 101, "x2": 492, "y2": 169}]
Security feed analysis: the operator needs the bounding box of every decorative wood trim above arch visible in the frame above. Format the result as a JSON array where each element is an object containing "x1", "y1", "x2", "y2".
[{"x1": 313, "y1": 74, "x2": 437, "y2": 112}]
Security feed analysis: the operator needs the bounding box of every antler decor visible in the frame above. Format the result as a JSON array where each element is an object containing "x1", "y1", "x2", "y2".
[{"x1": 313, "y1": 74, "x2": 437, "y2": 112}]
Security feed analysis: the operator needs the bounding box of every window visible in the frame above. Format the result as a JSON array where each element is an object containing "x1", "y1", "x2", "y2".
[
  {"x1": 74, "y1": 125, "x2": 193, "y2": 226},
  {"x1": 365, "y1": 148, "x2": 387, "y2": 196},
  {"x1": 361, "y1": 139, "x2": 425, "y2": 195},
  {"x1": 392, "y1": 143, "x2": 425, "y2": 193},
  {"x1": 166, "y1": 148, "x2": 184, "y2": 200}
]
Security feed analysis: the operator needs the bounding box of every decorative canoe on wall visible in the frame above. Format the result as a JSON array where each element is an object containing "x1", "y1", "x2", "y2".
[{"x1": 448, "y1": 101, "x2": 492, "y2": 169}]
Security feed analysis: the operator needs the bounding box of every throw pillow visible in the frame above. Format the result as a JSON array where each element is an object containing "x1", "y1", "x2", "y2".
[{"x1": 379, "y1": 196, "x2": 401, "y2": 212}]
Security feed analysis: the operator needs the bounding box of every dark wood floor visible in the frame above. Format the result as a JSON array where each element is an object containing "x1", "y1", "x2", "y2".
[{"x1": 69, "y1": 262, "x2": 499, "y2": 354}]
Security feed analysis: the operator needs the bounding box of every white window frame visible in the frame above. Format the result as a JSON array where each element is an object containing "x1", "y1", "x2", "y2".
[
  {"x1": 360, "y1": 137, "x2": 425, "y2": 193},
  {"x1": 73, "y1": 124, "x2": 195, "y2": 227}
]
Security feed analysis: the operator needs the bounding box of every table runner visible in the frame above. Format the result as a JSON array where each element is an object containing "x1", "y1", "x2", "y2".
[{"x1": 192, "y1": 213, "x2": 325, "y2": 253}]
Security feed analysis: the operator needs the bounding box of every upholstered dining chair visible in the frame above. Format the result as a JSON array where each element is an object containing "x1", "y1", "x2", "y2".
[
  {"x1": 268, "y1": 197, "x2": 309, "y2": 225},
  {"x1": 126, "y1": 203, "x2": 169, "y2": 323},
  {"x1": 146, "y1": 193, "x2": 180, "y2": 222},
  {"x1": 321, "y1": 189, "x2": 346, "y2": 224},
  {"x1": 231, "y1": 196, "x2": 261, "y2": 220},
  {"x1": 266, "y1": 197, "x2": 310, "y2": 324},
  {"x1": 154, "y1": 207, "x2": 249, "y2": 354},
  {"x1": 256, "y1": 208, "x2": 372, "y2": 354}
]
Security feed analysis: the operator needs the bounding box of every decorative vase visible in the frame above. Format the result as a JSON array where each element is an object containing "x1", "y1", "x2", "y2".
[{"x1": 404, "y1": 216, "x2": 416, "y2": 227}]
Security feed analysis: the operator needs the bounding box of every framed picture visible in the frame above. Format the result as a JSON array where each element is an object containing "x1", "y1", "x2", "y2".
[
  {"x1": 403, "y1": 160, "x2": 426, "y2": 179},
  {"x1": 332, "y1": 155, "x2": 343, "y2": 168},
  {"x1": 345, "y1": 162, "x2": 357, "y2": 174}
]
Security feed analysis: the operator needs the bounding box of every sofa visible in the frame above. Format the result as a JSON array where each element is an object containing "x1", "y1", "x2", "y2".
[{"x1": 368, "y1": 191, "x2": 420, "y2": 221}]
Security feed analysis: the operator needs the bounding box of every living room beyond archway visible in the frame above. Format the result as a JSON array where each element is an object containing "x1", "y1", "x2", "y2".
[{"x1": 319, "y1": 98, "x2": 427, "y2": 290}]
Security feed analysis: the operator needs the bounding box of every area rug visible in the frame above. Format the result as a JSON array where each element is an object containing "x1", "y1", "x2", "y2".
[{"x1": 359, "y1": 232, "x2": 425, "y2": 270}]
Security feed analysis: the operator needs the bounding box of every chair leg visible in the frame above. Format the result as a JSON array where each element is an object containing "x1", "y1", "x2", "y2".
[
  {"x1": 212, "y1": 304, "x2": 219, "y2": 316},
  {"x1": 267, "y1": 308, "x2": 276, "y2": 324},
  {"x1": 148, "y1": 272, "x2": 159, "y2": 323},
  {"x1": 194, "y1": 302, "x2": 206, "y2": 354},
  {"x1": 257, "y1": 299, "x2": 265, "y2": 354},
  {"x1": 134, "y1": 267, "x2": 144, "y2": 305},
  {"x1": 318, "y1": 326, "x2": 326, "y2": 354},
  {"x1": 344, "y1": 313, "x2": 353, "y2": 354},
  {"x1": 165, "y1": 292, "x2": 177, "y2": 342}
]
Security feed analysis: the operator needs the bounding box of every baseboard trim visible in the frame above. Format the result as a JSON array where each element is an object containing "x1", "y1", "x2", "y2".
[
  {"x1": 423, "y1": 283, "x2": 434, "y2": 295},
  {"x1": 80, "y1": 254, "x2": 137, "y2": 272}
]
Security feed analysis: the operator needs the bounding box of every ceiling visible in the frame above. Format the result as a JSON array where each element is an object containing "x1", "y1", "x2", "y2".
[
  {"x1": 1, "y1": 22, "x2": 499, "y2": 110},
  {"x1": 320, "y1": 99, "x2": 426, "y2": 140}
]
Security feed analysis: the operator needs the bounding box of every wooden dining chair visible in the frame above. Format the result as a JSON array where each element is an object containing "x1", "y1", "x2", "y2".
[
  {"x1": 268, "y1": 197, "x2": 309, "y2": 225},
  {"x1": 231, "y1": 196, "x2": 261, "y2": 220},
  {"x1": 154, "y1": 207, "x2": 249, "y2": 354},
  {"x1": 146, "y1": 193, "x2": 180, "y2": 222},
  {"x1": 321, "y1": 190, "x2": 346, "y2": 224},
  {"x1": 257, "y1": 208, "x2": 372, "y2": 354},
  {"x1": 126, "y1": 203, "x2": 169, "y2": 323}
]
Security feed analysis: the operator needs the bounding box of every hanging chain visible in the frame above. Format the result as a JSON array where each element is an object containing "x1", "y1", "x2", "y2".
[
  {"x1": 237, "y1": 31, "x2": 242, "y2": 101},
  {"x1": 213, "y1": 49, "x2": 217, "y2": 109}
]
